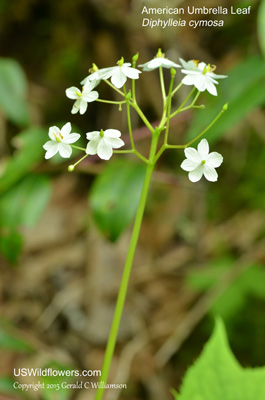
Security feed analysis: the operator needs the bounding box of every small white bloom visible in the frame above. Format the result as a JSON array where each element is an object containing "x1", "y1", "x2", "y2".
[
  {"x1": 43, "y1": 122, "x2": 80, "y2": 159},
  {"x1": 181, "y1": 138, "x2": 223, "y2": 182},
  {"x1": 139, "y1": 49, "x2": 180, "y2": 71},
  {"x1": 89, "y1": 58, "x2": 141, "y2": 89},
  {"x1": 86, "y1": 129, "x2": 124, "y2": 160},
  {"x1": 65, "y1": 80, "x2": 99, "y2": 114},
  {"x1": 180, "y1": 58, "x2": 227, "y2": 96}
]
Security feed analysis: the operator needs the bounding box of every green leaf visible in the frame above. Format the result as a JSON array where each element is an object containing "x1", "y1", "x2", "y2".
[
  {"x1": 186, "y1": 56, "x2": 265, "y2": 144},
  {"x1": 0, "y1": 127, "x2": 47, "y2": 194},
  {"x1": 186, "y1": 260, "x2": 265, "y2": 320},
  {"x1": 90, "y1": 160, "x2": 146, "y2": 241},
  {"x1": 0, "y1": 174, "x2": 51, "y2": 230},
  {"x1": 0, "y1": 174, "x2": 51, "y2": 263},
  {"x1": 0, "y1": 230, "x2": 23, "y2": 264},
  {"x1": 0, "y1": 326, "x2": 32, "y2": 352},
  {"x1": 258, "y1": 0, "x2": 265, "y2": 59},
  {"x1": 0, "y1": 58, "x2": 30, "y2": 126},
  {"x1": 173, "y1": 319, "x2": 265, "y2": 400}
]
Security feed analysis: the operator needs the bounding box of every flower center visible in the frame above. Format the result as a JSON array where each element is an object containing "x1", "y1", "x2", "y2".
[
  {"x1": 117, "y1": 57, "x2": 124, "y2": 67},
  {"x1": 99, "y1": 129, "x2": 104, "y2": 138},
  {"x1": 54, "y1": 131, "x2": 63, "y2": 142},
  {"x1": 192, "y1": 59, "x2": 200, "y2": 67},
  {"x1": 203, "y1": 63, "x2": 216, "y2": 74},
  {"x1": 201, "y1": 160, "x2": 206, "y2": 165},
  {"x1": 156, "y1": 48, "x2": 165, "y2": 58}
]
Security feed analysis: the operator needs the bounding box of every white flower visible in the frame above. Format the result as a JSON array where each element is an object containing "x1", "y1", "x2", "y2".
[
  {"x1": 65, "y1": 80, "x2": 99, "y2": 114},
  {"x1": 86, "y1": 129, "x2": 125, "y2": 160},
  {"x1": 43, "y1": 122, "x2": 80, "y2": 159},
  {"x1": 179, "y1": 58, "x2": 227, "y2": 96},
  {"x1": 181, "y1": 139, "x2": 223, "y2": 182},
  {"x1": 89, "y1": 58, "x2": 141, "y2": 89},
  {"x1": 139, "y1": 49, "x2": 180, "y2": 71},
  {"x1": 139, "y1": 57, "x2": 180, "y2": 71}
]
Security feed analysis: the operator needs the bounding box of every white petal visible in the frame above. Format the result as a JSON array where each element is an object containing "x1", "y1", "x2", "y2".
[
  {"x1": 180, "y1": 159, "x2": 199, "y2": 172},
  {"x1": 205, "y1": 79, "x2": 217, "y2": 96},
  {"x1": 207, "y1": 152, "x2": 223, "y2": 168},
  {"x1": 45, "y1": 143, "x2": 60, "y2": 159},
  {"x1": 82, "y1": 91, "x2": 99, "y2": 102},
  {"x1": 58, "y1": 143, "x2": 72, "y2": 158},
  {"x1": 43, "y1": 140, "x2": 55, "y2": 151},
  {"x1": 111, "y1": 69, "x2": 127, "y2": 88},
  {"x1": 89, "y1": 67, "x2": 114, "y2": 80},
  {"x1": 188, "y1": 165, "x2": 204, "y2": 182},
  {"x1": 139, "y1": 59, "x2": 160, "y2": 70},
  {"x1": 184, "y1": 147, "x2": 201, "y2": 162},
  {"x1": 182, "y1": 75, "x2": 196, "y2": 86},
  {"x1": 106, "y1": 137, "x2": 124, "y2": 149},
  {"x1": 71, "y1": 100, "x2": 81, "y2": 114},
  {"x1": 181, "y1": 69, "x2": 200, "y2": 76},
  {"x1": 63, "y1": 133, "x2": 80, "y2": 144},
  {"x1": 83, "y1": 80, "x2": 97, "y2": 91},
  {"x1": 61, "y1": 122, "x2": 71, "y2": 137},
  {"x1": 122, "y1": 66, "x2": 141, "y2": 79},
  {"x1": 48, "y1": 126, "x2": 59, "y2": 141},
  {"x1": 179, "y1": 59, "x2": 198, "y2": 71},
  {"x1": 86, "y1": 131, "x2": 100, "y2": 140},
  {"x1": 194, "y1": 75, "x2": 207, "y2": 92},
  {"x1": 104, "y1": 129, "x2": 121, "y2": 138},
  {"x1": 86, "y1": 139, "x2": 99, "y2": 155},
  {"x1": 97, "y1": 138, "x2": 113, "y2": 160},
  {"x1": 210, "y1": 72, "x2": 227, "y2": 79},
  {"x1": 203, "y1": 165, "x2": 218, "y2": 182},
  {"x1": 197, "y1": 139, "x2": 209, "y2": 159},
  {"x1": 66, "y1": 87, "x2": 81, "y2": 99},
  {"x1": 161, "y1": 59, "x2": 180, "y2": 69},
  {"x1": 198, "y1": 62, "x2": 207, "y2": 72},
  {"x1": 79, "y1": 100, "x2": 88, "y2": 114},
  {"x1": 80, "y1": 76, "x2": 90, "y2": 85}
]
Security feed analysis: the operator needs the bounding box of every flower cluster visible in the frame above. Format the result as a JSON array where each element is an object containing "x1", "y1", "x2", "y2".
[{"x1": 44, "y1": 49, "x2": 226, "y2": 182}]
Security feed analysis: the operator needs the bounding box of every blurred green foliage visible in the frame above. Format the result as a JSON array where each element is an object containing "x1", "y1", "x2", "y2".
[
  {"x1": 0, "y1": 58, "x2": 30, "y2": 126},
  {"x1": 186, "y1": 259, "x2": 265, "y2": 321},
  {"x1": 90, "y1": 159, "x2": 146, "y2": 241}
]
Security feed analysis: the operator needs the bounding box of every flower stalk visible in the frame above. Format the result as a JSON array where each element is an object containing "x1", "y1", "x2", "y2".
[{"x1": 43, "y1": 51, "x2": 228, "y2": 400}]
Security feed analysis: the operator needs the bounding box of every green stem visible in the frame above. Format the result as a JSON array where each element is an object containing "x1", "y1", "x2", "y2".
[
  {"x1": 171, "y1": 81, "x2": 183, "y2": 96},
  {"x1": 185, "y1": 106, "x2": 225, "y2": 147},
  {"x1": 95, "y1": 133, "x2": 160, "y2": 400},
  {"x1": 159, "y1": 66, "x2": 166, "y2": 105},
  {"x1": 170, "y1": 87, "x2": 196, "y2": 119},
  {"x1": 96, "y1": 99, "x2": 126, "y2": 105},
  {"x1": 124, "y1": 88, "x2": 135, "y2": 150},
  {"x1": 71, "y1": 145, "x2": 86, "y2": 151},
  {"x1": 131, "y1": 102, "x2": 154, "y2": 134},
  {"x1": 131, "y1": 58, "x2": 137, "y2": 103},
  {"x1": 163, "y1": 72, "x2": 175, "y2": 145},
  {"x1": 104, "y1": 79, "x2": 125, "y2": 96}
]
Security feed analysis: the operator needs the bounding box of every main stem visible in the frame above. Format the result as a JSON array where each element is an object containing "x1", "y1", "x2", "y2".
[{"x1": 95, "y1": 133, "x2": 160, "y2": 400}]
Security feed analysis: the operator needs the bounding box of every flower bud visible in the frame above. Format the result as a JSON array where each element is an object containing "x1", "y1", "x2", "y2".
[
  {"x1": 132, "y1": 53, "x2": 139, "y2": 63},
  {"x1": 222, "y1": 103, "x2": 228, "y2": 111},
  {"x1": 125, "y1": 91, "x2": 131, "y2": 100},
  {"x1": 68, "y1": 165, "x2": 75, "y2": 172},
  {"x1": 170, "y1": 68, "x2": 176, "y2": 77}
]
